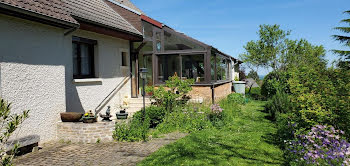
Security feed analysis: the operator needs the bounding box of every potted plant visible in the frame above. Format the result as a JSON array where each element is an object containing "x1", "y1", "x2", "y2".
[
  {"x1": 81, "y1": 110, "x2": 97, "y2": 123},
  {"x1": 233, "y1": 76, "x2": 246, "y2": 95},
  {"x1": 116, "y1": 105, "x2": 128, "y2": 119}
]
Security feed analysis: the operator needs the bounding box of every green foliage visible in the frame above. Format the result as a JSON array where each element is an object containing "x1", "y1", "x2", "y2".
[
  {"x1": 240, "y1": 24, "x2": 291, "y2": 71},
  {"x1": 227, "y1": 93, "x2": 246, "y2": 105},
  {"x1": 247, "y1": 70, "x2": 260, "y2": 81},
  {"x1": 113, "y1": 115, "x2": 150, "y2": 142},
  {"x1": 332, "y1": 10, "x2": 350, "y2": 60},
  {"x1": 246, "y1": 87, "x2": 264, "y2": 100},
  {"x1": 0, "y1": 98, "x2": 29, "y2": 166},
  {"x1": 261, "y1": 71, "x2": 289, "y2": 99},
  {"x1": 133, "y1": 106, "x2": 166, "y2": 128},
  {"x1": 265, "y1": 89, "x2": 294, "y2": 120},
  {"x1": 138, "y1": 101, "x2": 284, "y2": 166},
  {"x1": 146, "y1": 76, "x2": 194, "y2": 113},
  {"x1": 155, "y1": 106, "x2": 212, "y2": 134}
]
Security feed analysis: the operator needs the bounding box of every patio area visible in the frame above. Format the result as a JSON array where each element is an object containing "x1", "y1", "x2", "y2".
[{"x1": 13, "y1": 132, "x2": 187, "y2": 166}]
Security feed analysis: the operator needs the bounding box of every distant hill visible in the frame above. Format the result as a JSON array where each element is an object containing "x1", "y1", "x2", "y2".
[{"x1": 259, "y1": 75, "x2": 265, "y2": 80}]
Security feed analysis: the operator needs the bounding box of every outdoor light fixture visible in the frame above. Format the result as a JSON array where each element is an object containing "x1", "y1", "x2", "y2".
[
  {"x1": 139, "y1": 68, "x2": 148, "y2": 141},
  {"x1": 139, "y1": 68, "x2": 148, "y2": 79}
]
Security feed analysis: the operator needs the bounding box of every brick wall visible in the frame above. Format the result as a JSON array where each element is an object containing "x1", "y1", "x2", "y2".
[
  {"x1": 214, "y1": 82, "x2": 232, "y2": 101},
  {"x1": 190, "y1": 82, "x2": 233, "y2": 103},
  {"x1": 57, "y1": 122, "x2": 115, "y2": 143},
  {"x1": 189, "y1": 86, "x2": 212, "y2": 103},
  {"x1": 104, "y1": 0, "x2": 142, "y2": 32}
]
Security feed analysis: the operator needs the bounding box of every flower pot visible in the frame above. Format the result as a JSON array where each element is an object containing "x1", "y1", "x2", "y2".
[
  {"x1": 82, "y1": 117, "x2": 97, "y2": 123},
  {"x1": 60, "y1": 112, "x2": 83, "y2": 122},
  {"x1": 233, "y1": 81, "x2": 246, "y2": 95},
  {"x1": 116, "y1": 110, "x2": 128, "y2": 119}
]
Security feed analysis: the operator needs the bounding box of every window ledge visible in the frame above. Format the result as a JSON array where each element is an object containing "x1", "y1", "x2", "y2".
[{"x1": 73, "y1": 78, "x2": 103, "y2": 84}]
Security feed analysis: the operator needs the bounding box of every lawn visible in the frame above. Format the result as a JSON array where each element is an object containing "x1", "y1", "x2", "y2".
[{"x1": 138, "y1": 100, "x2": 284, "y2": 166}]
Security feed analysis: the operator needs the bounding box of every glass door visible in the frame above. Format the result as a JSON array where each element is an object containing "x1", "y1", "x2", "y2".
[{"x1": 139, "y1": 54, "x2": 153, "y2": 95}]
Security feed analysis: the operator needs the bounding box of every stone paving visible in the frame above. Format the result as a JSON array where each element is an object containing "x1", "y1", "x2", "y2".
[{"x1": 13, "y1": 132, "x2": 187, "y2": 166}]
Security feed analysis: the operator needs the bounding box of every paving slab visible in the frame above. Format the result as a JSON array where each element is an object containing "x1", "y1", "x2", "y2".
[{"x1": 13, "y1": 132, "x2": 187, "y2": 166}]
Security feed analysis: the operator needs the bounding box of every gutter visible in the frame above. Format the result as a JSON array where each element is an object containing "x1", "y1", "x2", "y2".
[{"x1": 64, "y1": 26, "x2": 79, "y2": 36}]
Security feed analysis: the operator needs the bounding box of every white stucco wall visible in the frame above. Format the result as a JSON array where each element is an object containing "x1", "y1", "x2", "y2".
[
  {"x1": 65, "y1": 30, "x2": 131, "y2": 117},
  {"x1": 0, "y1": 14, "x2": 132, "y2": 143},
  {"x1": 0, "y1": 14, "x2": 67, "y2": 143}
]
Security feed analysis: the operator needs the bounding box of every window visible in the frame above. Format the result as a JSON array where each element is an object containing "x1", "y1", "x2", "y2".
[
  {"x1": 122, "y1": 52, "x2": 128, "y2": 66},
  {"x1": 157, "y1": 54, "x2": 180, "y2": 82},
  {"x1": 182, "y1": 54, "x2": 205, "y2": 83},
  {"x1": 72, "y1": 36, "x2": 97, "y2": 79},
  {"x1": 164, "y1": 29, "x2": 205, "y2": 51}
]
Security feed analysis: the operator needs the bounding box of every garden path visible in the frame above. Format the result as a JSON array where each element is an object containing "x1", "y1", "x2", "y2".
[{"x1": 13, "y1": 132, "x2": 187, "y2": 166}]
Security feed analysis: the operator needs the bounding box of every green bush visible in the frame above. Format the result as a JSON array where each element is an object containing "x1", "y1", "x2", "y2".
[
  {"x1": 261, "y1": 71, "x2": 289, "y2": 99},
  {"x1": 227, "y1": 93, "x2": 246, "y2": 105},
  {"x1": 146, "y1": 76, "x2": 194, "y2": 113},
  {"x1": 133, "y1": 106, "x2": 166, "y2": 128},
  {"x1": 155, "y1": 106, "x2": 212, "y2": 134},
  {"x1": 113, "y1": 115, "x2": 150, "y2": 142},
  {"x1": 265, "y1": 89, "x2": 294, "y2": 120},
  {"x1": 246, "y1": 87, "x2": 264, "y2": 100}
]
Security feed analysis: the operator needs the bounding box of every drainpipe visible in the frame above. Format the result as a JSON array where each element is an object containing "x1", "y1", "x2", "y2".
[{"x1": 64, "y1": 26, "x2": 79, "y2": 36}]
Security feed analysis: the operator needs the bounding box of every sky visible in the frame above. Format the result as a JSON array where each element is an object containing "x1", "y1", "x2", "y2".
[{"x1": 132, "y1": 0, "x2": 350, "y2": 75}]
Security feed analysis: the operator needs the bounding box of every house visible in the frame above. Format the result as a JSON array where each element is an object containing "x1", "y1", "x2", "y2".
[
  {"x1": 0, "y1": 0, "x2": 241, "y2": 143},
  {"x1": 106, "y1": 0, "x2": 242, "y2": 103},
  {"x1": 244, "y1": 78, "x2": 260, "y2": 88},
  {"x1": 0, "y1": 0, "x2": 142, "y2": 143}
]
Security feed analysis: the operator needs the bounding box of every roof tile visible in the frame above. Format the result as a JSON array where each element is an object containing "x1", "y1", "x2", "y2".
[
  {"x1": 64, "y1": 0, "x2": 141, "y2": 35},
  {"x1": 0, "y1": 0, "x2": 78, "y2": 25}
]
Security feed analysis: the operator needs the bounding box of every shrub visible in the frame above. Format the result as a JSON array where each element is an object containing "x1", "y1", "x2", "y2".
[
  {"x1": 113, "y1": 115, "x2": 150, "y2": 142},
  {"x1": 0, "y1": 98, "x2": 29, "y2": 165},
  {"x1": 133, "y1": 106, "x2": 166, "y2": 128},
  {"x1": 261, "y1": 71, "x2": 289, "y2": 99},
  {"x1": 227, "y1": 93, "x2": 246, "y2": 105},
  {"x1": 246, "y1": 87, "x2": 264, "y2": 100},
  {"x1": 208, "y1": 104, "x2": 224, "y2": 127},
  {"x1": 286, "y1": 125, "x2": 350, "y2": 166},
  {"x1": 146, "y1": 76, "x2": 194, "y2": 113},
  {"x1": 265, "y1": 89, "x2": 294, "y2": 120},
  {"x1": 155, "y1": 106, "x2": 212, "y2": 134}
]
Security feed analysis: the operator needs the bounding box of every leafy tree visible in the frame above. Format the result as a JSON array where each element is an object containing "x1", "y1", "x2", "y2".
[
  {"x1": 332, "y1": 10, "x2": 350, "y2": 61},
  {"x1": 240, "y1": 24, "x2": 290, "y2": 72},
  {"x1": 247, "y1": 70, "x2": 259, "y2": 81}
]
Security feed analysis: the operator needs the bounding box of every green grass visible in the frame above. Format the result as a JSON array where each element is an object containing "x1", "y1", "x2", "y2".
[{"x1": 138, "y1": 101, "x2": 284, "y2": 166}]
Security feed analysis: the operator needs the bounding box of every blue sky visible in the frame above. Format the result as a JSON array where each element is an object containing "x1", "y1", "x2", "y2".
[{"x1": 132, "y1": 0, "x2": 350, "y2": 75}]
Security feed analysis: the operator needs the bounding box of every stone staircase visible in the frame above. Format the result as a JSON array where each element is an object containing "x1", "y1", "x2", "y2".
[{"x1": 127, "y1": 97, "x2": 152, "y2": 116}]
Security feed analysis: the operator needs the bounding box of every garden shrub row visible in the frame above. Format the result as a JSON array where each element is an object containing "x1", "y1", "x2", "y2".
[
  {"x1": 262, "y1": 62, "x2": 350, "y2": 165},
  {"x1": 113, "y1": 76, "x2": 245, "y2": 142}
]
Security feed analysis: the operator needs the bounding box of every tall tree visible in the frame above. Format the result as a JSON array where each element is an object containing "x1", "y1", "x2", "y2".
[
  {"x1": 332, "y1": 10, "x2": 350, "y2": 60},
  {"x1": 240, "y1": 24, "x2": 290, "y2": 72}
]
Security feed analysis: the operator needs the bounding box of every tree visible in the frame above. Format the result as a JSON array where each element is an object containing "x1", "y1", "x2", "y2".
[
  {"x1": 240, "y1": 24, "x2": 290, "y2": 72},
  {"x1": 332, "y1": 10, "x2": 350, "y2": 61},
  {"x1": 247, "y1": 70, "x2": 259, "y2": 81}
]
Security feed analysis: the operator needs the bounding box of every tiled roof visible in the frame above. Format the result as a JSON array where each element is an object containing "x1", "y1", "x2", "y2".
[
  {"x1": 0, "y1": 0, "x2": 78, "y2": 26},
  {"x1": 64, "y1": 0, "x2": 142, "y2": 36},
  {"x1": 110, "y1": 0, "x2": 144, "y2": 15}
]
